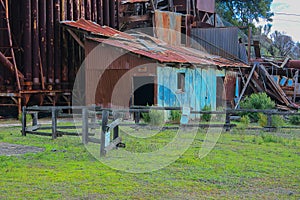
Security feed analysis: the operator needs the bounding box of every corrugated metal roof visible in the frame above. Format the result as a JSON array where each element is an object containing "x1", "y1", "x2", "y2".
[
  {"x1": 62, "y1": 19, "x2": 248, "y2": 68},
  {"x1": 88, "y1": 36, "x2": 248, "y2": 68},
  {"x1": 121, "y1": 0, "x2": 149, "y2": 3},
  {"x1": 61, "y1": 19, "x2": 134, "y2": 39}
]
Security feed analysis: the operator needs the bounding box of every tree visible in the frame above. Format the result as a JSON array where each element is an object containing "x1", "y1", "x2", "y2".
[
  {"x1": 216, "y1": 0, "x2": 274, "y2": 31},
  {"x1": 271, "y1": 31, "x2": 296, "y2": 58}
]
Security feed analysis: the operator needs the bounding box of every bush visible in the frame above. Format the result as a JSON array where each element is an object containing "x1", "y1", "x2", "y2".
[
  {"x1": 142, "y1": 107, "x2": 164, "y2": 126},
  {"x1": 236, "y1": 115, "x2": 250, "y2": 130},
  {"x1": 289, "y1": 112, "x2": 300, "y2": 125},
  {"x1": 201, "y1": 105, "x2": 212, "y2": 122},
  {"x1": 258, "y1": 113, "x2": 268, "y2": 127},
  {"x1": 240, "y1": 93, "x2": 275, "y2": 122},
  {"x1": 272, "y1": 115, "x2": 285, "y2": 128},
  {"x1": 148, "y1": 109, "x2": 164, "y2": 126},
  {"x1": 18, "y1": 113, "x2": 32, "y2": 123},
  {"x1": 142, "y1": 111, "x2": 150, "y2": 123},
  {"x1": 258, "y1": 113, "x2": 285, "y2": 128},
  {"x1": 169, "y1": 110, "x2": 181, "y2": 123}
]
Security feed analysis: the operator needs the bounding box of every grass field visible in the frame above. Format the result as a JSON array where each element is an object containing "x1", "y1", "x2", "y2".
[{"x1": 0, "y1": 124, "x2": 299, "y2": 199}]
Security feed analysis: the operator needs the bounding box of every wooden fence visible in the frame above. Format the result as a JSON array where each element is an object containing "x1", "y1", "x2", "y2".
[{"x1": 21, "y1": 106, "x2": 300, "y2": 156}]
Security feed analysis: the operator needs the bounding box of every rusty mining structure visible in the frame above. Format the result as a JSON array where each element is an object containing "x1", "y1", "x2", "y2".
[
  {"x1": 0, "y1": 0, "x2": 300, "y2": 116},
  {"x1": 0, "y1": 0, "x2": 219, "y2": 115}
]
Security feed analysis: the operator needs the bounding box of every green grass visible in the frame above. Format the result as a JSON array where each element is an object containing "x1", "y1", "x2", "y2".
[{"x1": 0, "y1": 125, "x2": 299, "y2": 199}]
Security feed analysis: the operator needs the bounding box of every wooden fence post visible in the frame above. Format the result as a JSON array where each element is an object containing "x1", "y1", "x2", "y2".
[
  {"x1": 82, "y1": 107, "x2": 89, "y2": 144},
  {"x1": 21, "y1": 106, "x2": 27, "y2": 136},
  {"x1": 113, "y1": 112, "x2": 119, "y2": 140},
  {"x1": 51, "y1": 107, "x2": 57, "y2": 139},
  {"x1": 134, "y1": 111, "x2": 140, "y2": 124},
  {"x1": 100, "y1": 110, "x2": 109, "y2": 157},
  {"x1": 225, "y1": 111, "x2": 231, "y2": 132},
  {"x1": 32, "y1": 112, "x2": 38, "y2": 126}
]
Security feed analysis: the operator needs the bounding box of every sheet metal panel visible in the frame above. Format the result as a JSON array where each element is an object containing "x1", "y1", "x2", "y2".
[
  {"x1": 157, "y1": 66, "x2": 219, "y2": 112},
  {"x1": 191, "y1": 27, "x2": 239, "y2": 60},
  {"x1": 196, "y1": 0, "x2": 215, "y2": 13}
]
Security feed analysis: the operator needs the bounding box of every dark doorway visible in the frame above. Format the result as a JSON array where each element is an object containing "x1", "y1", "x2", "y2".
[{"x1": 133, "y1": 76, "x2": 155, "y2": 106}]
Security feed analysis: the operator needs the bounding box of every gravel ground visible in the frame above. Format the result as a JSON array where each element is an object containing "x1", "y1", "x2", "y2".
[{"x1": 0, "y1": 143, "x2": 44, "y2": 156}]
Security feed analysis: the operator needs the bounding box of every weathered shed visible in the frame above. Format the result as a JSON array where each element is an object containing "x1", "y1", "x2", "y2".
[{"x1": 63, "y1": 19, "x2": 248, "y2": 110}]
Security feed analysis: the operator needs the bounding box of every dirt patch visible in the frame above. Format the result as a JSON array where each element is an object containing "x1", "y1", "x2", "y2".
[{"x1": 0, "y1": 143, "x2": 44, "y2": 156}]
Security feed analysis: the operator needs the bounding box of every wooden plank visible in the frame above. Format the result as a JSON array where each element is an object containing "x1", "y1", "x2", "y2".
[
  {"x1": 235, "y1": 63, "x2": 257, "y2": 109},
  {"x1": 104, "y1": 137, "x2": 122, "y2": 152},
  {"x1": 107, "y1": 118, "x2": 121, "y2": 130},
  {"x1": 100, "y1": 110, "x2": 109, "y2": 157},
  {"x1": 293, "y1": 70, "x2": 299, "y2": 102},
  {"x1": 25, "y1": 125, "x2": 41, "y2": 132}
]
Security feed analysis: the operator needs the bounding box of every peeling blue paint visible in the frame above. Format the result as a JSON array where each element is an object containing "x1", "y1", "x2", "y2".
[{"x1": 157, "y1": 66, "x2": 224, "y2": 112}]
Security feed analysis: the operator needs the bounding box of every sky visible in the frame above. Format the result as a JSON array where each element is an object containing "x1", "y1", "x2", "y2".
[{"x1": 260, "y1": 0, "x2": 300, "y2": 42}]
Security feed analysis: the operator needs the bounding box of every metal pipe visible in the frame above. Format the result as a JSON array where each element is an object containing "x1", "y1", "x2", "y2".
[
  {"x1": 39, "y1": 0, "x2": 47, "y2": 85},
  {"x1": 85, "y1": 0, "x2": 91, "y2": 20},
  {"x1": 73, "y1": 0, "x2": 80, "y2": 20},
  {"x1": 109, "y1": 0, "x2": 115, "y2": 28},
  {"x1": 103, "y1": 0, "x2": 109, "y2": 26},
  {"x1": 23, "y1": 0, "x2": 32, "y2": 81},
  {"x1": 32, "y1": 0, "x2": 40, "y2": 86},
  {"x1": 46, "y1": 0, "x2": 54, "y2": 85},
  {"x1": 80, "y1": 0, "x2": 85, "y2": 18},
  {"x1": 97, "y1": 0, "x2": 103, "y2": 25},
  {"x1": 54, "y1": 0, "x2": 61, "y2": 88},
  {"x1": 91, "y1": 0, "x2": 97, "y2": 22},
  {"x1": 61, "y1": 0, "x2": 67, "y2": 20},
  {"x1": 67, "y1": 0, "x2": 73, "y2": 20}
]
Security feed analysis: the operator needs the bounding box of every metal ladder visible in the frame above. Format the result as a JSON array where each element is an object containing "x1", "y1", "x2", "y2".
[{"x1": 0, "y1": 0, "x2": 21, "y2": 91}]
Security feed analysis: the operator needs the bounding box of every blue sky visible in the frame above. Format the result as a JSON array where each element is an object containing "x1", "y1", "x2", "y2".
[{"x1": 263, "y1": 0, "x2": 300, "y2": 42}]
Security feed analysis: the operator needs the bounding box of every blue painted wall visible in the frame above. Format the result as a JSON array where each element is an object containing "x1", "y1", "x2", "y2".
[{"x1": 157, "y1": 66, "x2": 225, "y2": 111}]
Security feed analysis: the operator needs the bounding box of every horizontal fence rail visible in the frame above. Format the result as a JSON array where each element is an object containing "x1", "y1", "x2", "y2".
[{"x1": 21, "y1": 106, "x2": 300, "y2": 156}]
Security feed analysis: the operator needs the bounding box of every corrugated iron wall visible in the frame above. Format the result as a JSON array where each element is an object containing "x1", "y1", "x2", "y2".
[
  {"x1": 84, "y1": 39, "x2": 156, "y2": 107},
  {"x1": 191, "y1": 27, "x2": 239, "y2": 60}
]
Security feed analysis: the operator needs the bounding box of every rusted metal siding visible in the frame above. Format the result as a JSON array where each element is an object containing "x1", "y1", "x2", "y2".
[
  {"x1": 191, "y1": 27, "x2": 240, "y2": 60},
  {"x1": 85, "y1": 39, "x2": 156, "y2": 107}
]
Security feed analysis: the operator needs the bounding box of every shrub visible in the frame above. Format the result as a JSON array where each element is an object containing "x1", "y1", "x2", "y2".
[
  {"x1": 201, "y1": 105, "x2": 212, "y2": 122},
  {"x1": 148, "y1": 109, "x2": 164, "y2": 126},
  {"x1": 142, "y1": 106, "x2": 164, "y2": 126},
  {"x1": 289, "y1": 112, "x2": 300, "y2": 125},
  {"x1": 240, "y1": 93, "x2": 275, "y2": 122},
  {"x1": 169, "y1": 110, "x2": 181, "y2": 123},
  {"x1": 212, "y1": 106, "x2": 226, "y2": 122},
  {"x1": 142, "y1": 111, "x2": 150, "y2": 123},
  {"x1": 271, "y1": 115, "x2": 285, "y2": 128},
  {"x1": 258, "y1": 113, "x2": 268, "y2": 127},
  {"x1": 18, "y1": 113, "x2": 32, "y2": 123},
  {"x1": 258, "y1": 113, "x2": 285, "y2": 128},
  {"x1": 236, "y1": 115, "x2": 250, "y2": 130}
]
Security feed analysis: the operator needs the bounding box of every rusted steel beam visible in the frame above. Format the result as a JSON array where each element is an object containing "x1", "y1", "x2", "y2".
[
  {"x1": 91, "y1": 0, "x2": 97, "y2": 22},
  {"x1": 85, "y1": 0, "x2": 91, "y2": 20},
  {"x1": 23, "y1": 0, "x2": 32, "y2": 81},
  {"x1": 109, "y1": 0, "x2": 115, "y2": 28},
  {"x1": 97, "y1": 0, "x2": 103, "y2": 25},
  {"x1": 39, "y1": 0, "x2": 47, "y2": 86},
  {"x1": 0, "y1": 51, "x2": 24, "y2": 79},
  {"x1": 32, "y1": 0, "x2": 40, "y2": 86},
  {"x1": 46, "y1": 0, "x2": 54, "y2": 85},
  {"x1": 54, "y1": 0, "x2": 61, "y2": 88},
  {"x1": 103, "y1": 0, "x2": 109, "y2": 26}
]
